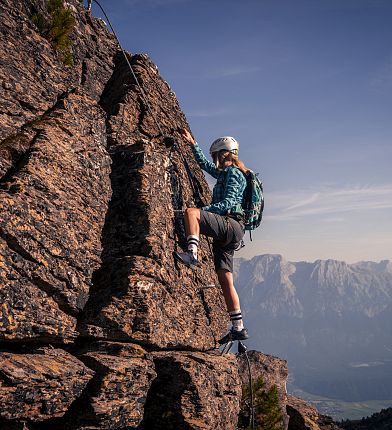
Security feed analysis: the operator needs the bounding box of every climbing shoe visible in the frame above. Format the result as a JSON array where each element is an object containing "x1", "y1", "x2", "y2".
[
  {"x1": 218, "y1": 327, "x2": 249, "y2": 345},
  {"x1": 173, "y1": 251, "x2": 198, "y2": 270}
]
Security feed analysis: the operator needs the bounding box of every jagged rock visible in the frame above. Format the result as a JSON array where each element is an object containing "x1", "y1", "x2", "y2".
[
  {"x1": 0, "y1": 0, "x2": 117, "y2": 141},
  {"x1": 79, "y1": 52, "x2": 229, "y2": 350},
  {"x1": 0, "y1": 1, "x2": 303, "y2": 428},
  {"x1": 79, "y1": 140, "x2": 227, "y2": 350},
  {"x1": 63, "y1": 341, "x2": 156, "y2": 429},
  {"x1": 140, "y1": 351, "x2": 241, "y2": 430},
  {"x1": 1, "y1": 0, "x2": 227, "y2": 350},
  {"x1": 287, "y1": 395, "x2": 342, "y2": 430},
  {"x1": 0, "y1": 347, "x2": 94, "y2": 423},
  {"x1": 0, "y1": 92, "x2": 111, "y2": 343},
  {"x1": 237, "y1": 350, "x2": 290, "y2": 429}
]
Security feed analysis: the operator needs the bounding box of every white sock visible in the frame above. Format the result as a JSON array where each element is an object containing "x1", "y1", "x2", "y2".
[
  {"x1": 229, "y1": 309, "x2": 244, "y2": 331},
  {"x1": 187, "y1": 235, "x2": 199, "y2": 259}
]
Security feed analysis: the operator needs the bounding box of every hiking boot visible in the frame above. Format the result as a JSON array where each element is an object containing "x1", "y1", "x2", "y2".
[
  {"x1": 173, "y1": 251, "x2": 198, "y2": 270},
  {"x1": 218, "y1": 327, "x2": 249, "y2": 345}
]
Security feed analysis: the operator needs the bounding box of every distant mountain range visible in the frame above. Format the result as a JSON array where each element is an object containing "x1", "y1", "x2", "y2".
[{"x1": 233, "y1": 255, "x2": 392, "y2": 402}]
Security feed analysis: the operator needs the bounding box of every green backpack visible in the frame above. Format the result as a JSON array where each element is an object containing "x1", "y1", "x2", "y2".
[{"x1": 242, "y1": 171, "x2": 264, "y2": 233}]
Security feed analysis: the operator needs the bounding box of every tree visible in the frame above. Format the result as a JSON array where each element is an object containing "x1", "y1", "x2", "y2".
[
  {"x1": 238, "y1": 376, "x2": 285, "y2": 430},
  {"x1": 31, "y1": 0, "x2": 75, "y2": 66}
]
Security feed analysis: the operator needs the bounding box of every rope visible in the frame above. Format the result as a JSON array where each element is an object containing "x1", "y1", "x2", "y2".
[
  {"x1": 245, "y1": 350, "x2": 255, "y2": 430},
  {"x1": 168, "y1": 149, "x2": 188, "y2": 250},
  {"x1": 238, "y1": 342, "x2": 255, "y2": 430},
  {"x1": 165, "y1": 138, "x2": 215, "y2": 263},
  {"x1": 90, "y1": 1, "x2": 215, "y2": 263},
  {"x1": 91, "y1": 0, "x2": 164, "y2": 137},
  {"x1": 90, "y1": 2, "x2": 209, "y2": 208}
]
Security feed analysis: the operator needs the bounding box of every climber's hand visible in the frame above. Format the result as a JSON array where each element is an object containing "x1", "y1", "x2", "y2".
[{"x1": 179, "y1": 128, "x2": 195, "y2": 145}]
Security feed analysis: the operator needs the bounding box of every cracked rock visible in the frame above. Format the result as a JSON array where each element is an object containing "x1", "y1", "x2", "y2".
[{"x1": 0, "y1": 347, "x2": 94, "y2": 422}]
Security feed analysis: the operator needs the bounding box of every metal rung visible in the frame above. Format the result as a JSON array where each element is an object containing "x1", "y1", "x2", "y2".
[
  {"x1": 199, "y1": 284, "x2": 216, "y2": 290},
  {"x1": 221, "y1": 340, "x2": 234, "y2": 355}
]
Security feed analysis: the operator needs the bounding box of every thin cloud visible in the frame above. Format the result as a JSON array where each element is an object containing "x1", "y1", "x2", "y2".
[
  {"x1": 283, "y1": 193, "x2": 320, "y2": 212},
  {"x1": 267, "y1": 184, "x2": 392, "y2": 220}
]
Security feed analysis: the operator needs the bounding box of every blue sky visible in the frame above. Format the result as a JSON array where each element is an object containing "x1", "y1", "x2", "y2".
[{"x1": 94, "y1": 0, "x2": 392, "y2": 263}]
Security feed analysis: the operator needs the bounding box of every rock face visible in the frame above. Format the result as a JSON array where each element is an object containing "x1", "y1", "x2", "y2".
[
  {"x1": 0, "y1": 1, "x2": 336, "y2": 428},
  {"x1": 141, "y1": 351, "x2": 241, "y2": 430},
  {"x1": 287, "y1": 396, "x2": 342, "y2": 430},
  {"x1": 0, "y1": 92, "x2": 111, "y2": 344},
  {"x1": 235, "y1": 350, "x2": 341, "y2": 430},
  {"x1": 237, "y1": 350, "x2": 290, "y2": 429},
  {"x1": 67, "y1": 341, "x2": 157, "y2": 429},
  {"x1": 0, "y1": 347, "x2": 94, "y2": 422},
  {"x1": 0, "y1": 0, "x2": 238, "y2": 428}
]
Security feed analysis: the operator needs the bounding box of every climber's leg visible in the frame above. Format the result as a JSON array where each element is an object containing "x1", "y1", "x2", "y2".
[
  {"x1": 217, "y1": 269, "x2": 240, "y2": 312},
  {"x1": 174, "y1": 209, "x2": 225, "y2": 268},
  {"x1": 173, "y1": 208, "x2": 201, "y2": 269},
  {"x1": 216, "y1": 270, "x2": 248, "y2": 344},
  {"x1": 184, "y1": 207, "x2": 200, "y2": 237}
]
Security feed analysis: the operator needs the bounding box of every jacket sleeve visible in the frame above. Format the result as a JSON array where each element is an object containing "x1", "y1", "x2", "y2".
[
  {"x1": 191, "y1": 143, "x2": 220, "y2": 179},
  {"x1": 203, "y1": 168, "x2": 246, "y2": 214}
]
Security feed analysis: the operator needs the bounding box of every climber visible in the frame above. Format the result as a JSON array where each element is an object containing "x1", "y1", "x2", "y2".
[{"x1": 174, "y1": 128, "x2": 249, "y2": 344}]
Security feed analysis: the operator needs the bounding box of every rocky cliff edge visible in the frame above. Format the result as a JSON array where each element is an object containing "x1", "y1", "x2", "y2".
[{"x1": 0, "y1": 1, "x2": 338, "y2": 429}]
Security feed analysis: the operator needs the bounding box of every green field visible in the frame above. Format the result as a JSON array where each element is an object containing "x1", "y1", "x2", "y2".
[{"x1": 289, "y1": 387, "x2": 392, "y2": 421}]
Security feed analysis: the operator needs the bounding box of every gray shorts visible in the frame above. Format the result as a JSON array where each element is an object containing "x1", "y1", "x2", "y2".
[{"x1": 199, "y1": 210, "x2": 245, "y2": 273}]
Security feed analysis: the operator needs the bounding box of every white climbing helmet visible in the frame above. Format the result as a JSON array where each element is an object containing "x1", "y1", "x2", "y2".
[{"x1": 209, "y1": 136, "x2": 239, "y2": 156}]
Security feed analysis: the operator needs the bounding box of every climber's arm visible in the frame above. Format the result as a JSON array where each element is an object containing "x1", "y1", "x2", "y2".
[
  {"x1": 191, "y1": 143, "x2": 220, "y2": 179},
  {"x1": 179, "y1": 128, "x2": 220, "y2": 179}
]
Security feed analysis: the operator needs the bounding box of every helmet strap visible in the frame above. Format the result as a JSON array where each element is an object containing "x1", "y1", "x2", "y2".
[
  {"x1": 212, "y1": 152, "x2": 220, "y2": 168},
  {"x1": 212, "y1": 151, "x2": 235, "y2": 169}
]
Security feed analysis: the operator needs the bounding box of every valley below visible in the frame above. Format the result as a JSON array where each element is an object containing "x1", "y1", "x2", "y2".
[{"x1": 234, "y1": 254, "x2": 392, "y2": 420}]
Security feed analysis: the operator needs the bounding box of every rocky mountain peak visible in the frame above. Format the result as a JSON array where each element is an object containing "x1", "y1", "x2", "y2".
[{"x1": 238, "y1": 253, "x2": 296, "y2": 284}]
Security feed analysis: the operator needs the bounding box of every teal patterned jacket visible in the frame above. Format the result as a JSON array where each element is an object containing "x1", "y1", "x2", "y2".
[{"x1": 191, "y1": 143, "x2": 246, "y2": 216}]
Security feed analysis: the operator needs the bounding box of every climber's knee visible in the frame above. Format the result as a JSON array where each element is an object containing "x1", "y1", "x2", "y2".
[{"x1": 185, "y1": 207, "x2": 200, "y2": 221}]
